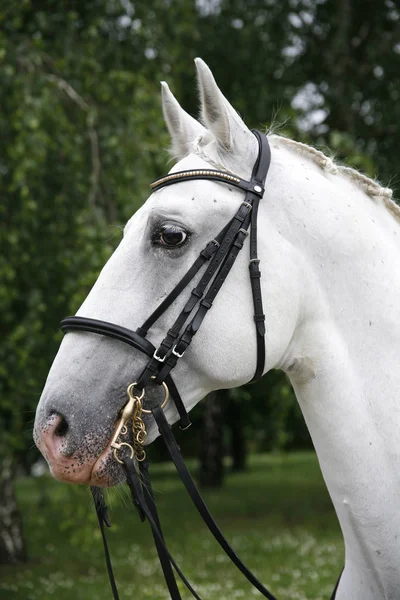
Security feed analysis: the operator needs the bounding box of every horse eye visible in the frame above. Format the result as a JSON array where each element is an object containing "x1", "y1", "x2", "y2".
[{"x1": 155, "y1": 224, "x2": 189, "y2": 248}]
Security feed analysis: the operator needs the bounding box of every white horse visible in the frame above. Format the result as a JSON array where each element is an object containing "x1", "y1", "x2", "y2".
[{"x1": 34, "y1": 58, "x2": 400, "y2": 600}]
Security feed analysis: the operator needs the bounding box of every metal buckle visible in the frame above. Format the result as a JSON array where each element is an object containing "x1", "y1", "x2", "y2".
[
  {"x1": 172, "y1": 345, "x2": 185, "y2": 358},
  {"x1": 238, "y1": 228, "x2": 249, "y2": 237},
  {"x1": 153, "y1": 348, "x2": 166, "y2": 362},
  {"x1": 179, "y1": 422, "x2": 192, "y2": 431}
]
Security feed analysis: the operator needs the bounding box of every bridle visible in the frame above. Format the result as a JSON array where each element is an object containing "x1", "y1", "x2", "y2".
[
  {"x1": 62, "y1": 130, "x2": 270, "y2": 428},
  {"x1": 60, "y1": 130, "x2": 340, "y2": 599}
]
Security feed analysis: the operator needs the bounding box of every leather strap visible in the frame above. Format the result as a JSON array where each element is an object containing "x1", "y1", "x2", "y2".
[
  {"x1": 61, "y1": 130, "x2": 272, "y2": 418},
  {"x1": 147, "y1": 130, "x2": 270, "y2": 385},
  {"x1": 153, "y1": 219, "x2": 252, "y2": 384},
  {"x1": 123, "y1": 456, "x2": 202, "y2": 600},
  {"x1": 61, "y1": 317, "x2": 155, "y2": 357},
  {"x1": 152, "y1": 404, "x2": 278, "y2": 600},
  {"x1": 136, "y1": 202, "x2": 252, "y2": 389},
  {"x1": 138, "y1": 461, "x2": 182, "y2": 599},
  {"x1": 248, "y1": 130, "x2": 270, "y2": 381},
  {"x1": 137, "y1": 237, "x2": 221, "y2": 337},
  {"x1": 150, "y1": 169, "x2": 264, "y2": 197},
  {"x1": 91, "y1": 487, "x2": 120, "y2": 600}
]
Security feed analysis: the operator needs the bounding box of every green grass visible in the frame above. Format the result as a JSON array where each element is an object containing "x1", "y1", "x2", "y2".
[{"x1": 0, "y1": 453, "x2": 343, "y2": 600}]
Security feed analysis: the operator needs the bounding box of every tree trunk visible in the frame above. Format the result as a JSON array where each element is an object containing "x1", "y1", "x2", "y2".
[
  {"x1": 230, "y1": 413, "x2": 247, "y2": 473},
  {"x1": 198, "y1": 393, "x2": 224, "y2": 488},
  {"x1": 0, "y1": 456, "x2": 27, "y2": 564},
  {"x1": 225, "y1": 394, "x2": 247, "y2": 472}
]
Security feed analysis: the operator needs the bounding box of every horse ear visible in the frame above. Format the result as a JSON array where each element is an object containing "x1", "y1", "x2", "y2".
[
  {"x1": 161, "y1": 81, "x2": 206, "y2": 160},
  {"x1": 195, "y1": 57, "x2": 255, "y2": 156}
]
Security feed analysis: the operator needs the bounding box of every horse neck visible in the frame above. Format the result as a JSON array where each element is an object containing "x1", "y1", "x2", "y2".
[{"x1": 262, "y1": 148, "x2": 400, "y2": 599}]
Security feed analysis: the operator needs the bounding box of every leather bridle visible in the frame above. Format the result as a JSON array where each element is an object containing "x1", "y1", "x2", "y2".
[
  {"x1": 62, "y1": 130, "x2": 270, "y2": 426},
  {"x1": 60, "y1": 130, "x2": 340, "y2": 599}
]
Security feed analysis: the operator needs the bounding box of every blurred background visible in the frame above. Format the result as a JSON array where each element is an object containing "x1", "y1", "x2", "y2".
[{"x1": 1, "y1": 1, "x2": 399, "y2": 598}]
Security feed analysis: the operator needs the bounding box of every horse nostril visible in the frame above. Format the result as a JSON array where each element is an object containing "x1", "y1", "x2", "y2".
[{"x1": 54, "y1": 415, "x2": 69, "y2": 438}]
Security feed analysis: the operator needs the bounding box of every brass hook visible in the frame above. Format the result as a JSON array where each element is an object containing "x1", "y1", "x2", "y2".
[
  {"x1": 111, "y1": 380, "x2": 170, "y2": 465},
  {"x1": 111, "y1": 396, "x2": 135, "y2": 451}
]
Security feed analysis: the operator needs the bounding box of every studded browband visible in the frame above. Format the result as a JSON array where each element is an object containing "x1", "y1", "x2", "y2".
[{"x1": 150, "y1": 168, "x2": 265, "y2": 196}]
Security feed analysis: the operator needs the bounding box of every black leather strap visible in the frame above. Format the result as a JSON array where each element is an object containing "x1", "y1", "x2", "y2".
[
  {"x1": 139, "y1": 461, "x2": 181, "y2": 597},
  {"x1": 153, "y1": 219, "x2": 252, "y2": 384},
  {"x1": 137, "y1": 202, "x2": 253, "y2": 389},
  {"x1": 150, "y1": 130, "x2": 270, "y2": 385},
  {"x1": 124, "y1": 459, "x2": 182, "y2": 600},
  {"x1": 61, "y1": 317, "x2": 155, "y2": 357},
  {"x1": 152, "y1": 404, "x2": 278, "y2": 600},
  {"x1": 91, "y1": 461, "x2": 202, "y2": 600},
  {"x1": 91, "y1": 487, "x2": 120, "y2": 600},
  {"x1": 165, "y1": 375, "x2": 191, "y2": 430},
  {"x1": 123, "y1": 456, "x2": 202, "y2": 600},
  {"x1": 137, "y1": 238, "x2": 220, "y2": 337},
  {"x1": 62, "y1": 130, "x2": 272, "y2": 598},
  {"x1": 61, "y1": 130, "x2": 271, "y2": 412},
  {"x1": 248, "y1": 130, "x2": 270, "y2": 381},
  {"x1": 149, "y1": 131, "x2": 271, "y2": 386}
]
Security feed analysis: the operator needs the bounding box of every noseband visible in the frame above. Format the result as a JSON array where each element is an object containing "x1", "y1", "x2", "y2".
[{"x1": 60, "y1": 131, "x2": 340, "y2": 599}]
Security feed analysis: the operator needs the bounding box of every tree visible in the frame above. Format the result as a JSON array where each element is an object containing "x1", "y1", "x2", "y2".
[
  {"x1": 297, "y1": 0, "x2": 400, "y2": 182},
  {"x1": 0, "y1": 1, "x2": 168, "y2": 562},
  {"x1": 198, "y1": 393, "x2": 225, "y2": 488}
]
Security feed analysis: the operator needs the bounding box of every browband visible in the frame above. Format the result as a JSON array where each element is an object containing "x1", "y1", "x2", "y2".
[{"x1": 150, "y1": 169, "x2": 265, "y2": 197}]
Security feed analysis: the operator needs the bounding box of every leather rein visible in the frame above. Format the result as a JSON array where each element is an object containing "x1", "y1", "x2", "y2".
[{"x1": 60, "y1": 130, "x2": 340, "y2": 599}]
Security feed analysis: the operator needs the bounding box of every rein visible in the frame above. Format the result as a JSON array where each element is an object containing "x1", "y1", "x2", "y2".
[{"x1": 60, "y1": 131, "x2": 340, "y2": 599}]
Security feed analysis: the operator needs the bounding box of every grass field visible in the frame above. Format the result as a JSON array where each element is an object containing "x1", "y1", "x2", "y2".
[{"x1": 0, "y1": 453, "x2": 343, "y2": 600}]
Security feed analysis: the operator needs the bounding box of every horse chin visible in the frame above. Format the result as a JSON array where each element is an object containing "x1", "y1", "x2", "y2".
[
  {"x1": 40, "y1": 419, "x2": 127, "y2": 487},
  {"x1": 46, "y1": 444, "x2": 125, "y2": 488},
  {"x1": 89, "y1": 446, "x2": 126, "y2": 488}
]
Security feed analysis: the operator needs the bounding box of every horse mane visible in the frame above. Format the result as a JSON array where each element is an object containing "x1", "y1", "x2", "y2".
[
  {"x1": 183, "y1": 129, "x2": 400, "y2": 221},
  {"x1": 189, "y1": 130, "x2": 400, "y2": 223},
  {"x1": 269, "y1": 134, "x2": 400, "y2": 223}
]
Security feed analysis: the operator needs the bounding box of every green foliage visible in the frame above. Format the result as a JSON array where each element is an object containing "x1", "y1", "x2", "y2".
[
  {"x1": 1, "y1": 0, "x2": 398, "y2": 476},
  {"x1": 1, "y1": 453, "x2": 343, "y2": 600},
  {"x1": 0, "y1": 1, "x2": 168, "y2": 464}
]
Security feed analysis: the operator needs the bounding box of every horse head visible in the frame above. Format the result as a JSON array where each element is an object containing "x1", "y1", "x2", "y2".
[{"x1": 34, "y1": 59, "x2": 300, "y2": 487}]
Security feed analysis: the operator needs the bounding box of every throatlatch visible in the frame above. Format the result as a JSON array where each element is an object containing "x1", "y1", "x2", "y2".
[{"x1": 60, "y1": 130, "x2": 341, "y2": 600}]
